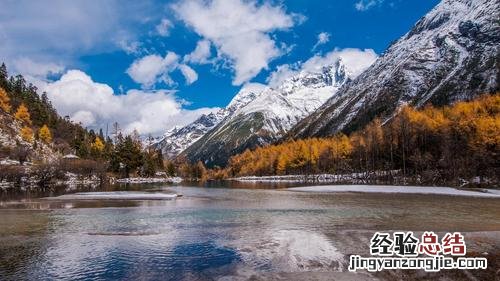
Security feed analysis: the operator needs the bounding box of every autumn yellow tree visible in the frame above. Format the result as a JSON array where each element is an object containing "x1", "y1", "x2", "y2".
[
  {"x1": 91, "y1": 136, "x2": 105, "y2": 151},
  {"x1": 336, "y1": 134, "x2": 353, "y2": 159},
  {"x1": 275, "y1": 153, "x2": 288, "y2": 175},
  {"x1": 20, "y1": 126, "x2": 34, "y2": 143},
  {"x1": 15, "y1": 103, "x2": 32, "y2": 125},
  {"x1": 38, "y1": 124, "x2": 52, "y2": 143},
  {"x1": 225, "y1": 94, "x2": 499, "y2": 183},
  {"x1": 364, "y1": 118, "x2": 384, "y2": 171},
  {"x1": 0, "y1": 87, "x2": 11, "y2": 113}
]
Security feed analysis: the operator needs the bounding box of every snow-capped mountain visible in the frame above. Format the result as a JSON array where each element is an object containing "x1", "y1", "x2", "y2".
[
  {"x1": 290, "y1": 0, "x2": 499, "y2": 138},
  {"x1": 152, "y1": 83, "x2": 266, "y2": 158},
  {"x1": 182, "y1": 60, "x2": 361, "y2": 167}
]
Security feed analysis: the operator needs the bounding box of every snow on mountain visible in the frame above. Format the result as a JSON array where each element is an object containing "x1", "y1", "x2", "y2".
[
  {"x1": 234, "y1": 62, "x2": 348, "y2": 132},
  {"x1": 152, "y1": 83, "x2": 266, "y2": 158},
  {"x1": 290, "y1": 0, "x2": 499, "y2": 138},
  {"x1": 183, "y1": 59, "x2": 369, "y2": 167},
  {"x1": 225, "y1": 83, "x2": 267, "y2": 113}
]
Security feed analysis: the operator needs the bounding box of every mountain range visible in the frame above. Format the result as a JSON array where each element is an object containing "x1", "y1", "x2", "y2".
[
  {"x1": 152, "y1": 83, "x2": 265, "y2": 159},
  {"x1": 182, "y1": 60, "x2": 367, "y2": 167},
  {"x1": 290, "y1": 0, "x2": 499, "y2": 138},
  {"x1": 154, "y1": 0, "x2": 499, "y2": 167}
]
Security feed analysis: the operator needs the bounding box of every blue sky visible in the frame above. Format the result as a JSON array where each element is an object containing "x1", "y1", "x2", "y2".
[{"x1": 0, "y1": 0, "x2": 440, "y2": 135}]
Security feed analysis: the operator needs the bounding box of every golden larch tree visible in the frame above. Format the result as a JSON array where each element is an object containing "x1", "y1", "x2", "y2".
[
  {"x1": 91, "y1": 136, "x2": 105, "y2": 152},
  {"x1": 275, "y1": 153, "x2": 288, "y2": 175},
  {"x1": 38, "y1": 124, "x2": 52, "y2": 144},
  {"x1": 15, "y1": 103, "x2": 32, "y2": 125},
  {"x1": 20, "y1": 126, "x2": 34, "y2": 143},
  {"x1": 0, "y1": 87, "x2": 11, "y2": 113}
]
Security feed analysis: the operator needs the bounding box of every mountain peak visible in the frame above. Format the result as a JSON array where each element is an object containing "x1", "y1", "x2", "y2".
[
  {"x1": 182, "y1": 58, "x2": 364, "y2": 167},
  {"x1": 289, "y1": 0, "x2": 499, "y2": 139},
  {"x1": 226, "y1": 83, "x2": 267, "y2": 113},
  {"x1": 152, "y1": 83, "x2": 267, "y2": 158}
]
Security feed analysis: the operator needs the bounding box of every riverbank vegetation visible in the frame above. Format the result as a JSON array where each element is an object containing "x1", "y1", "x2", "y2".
[{"x1": 225, "y1": 94, "x2": 499, "y2": 187}]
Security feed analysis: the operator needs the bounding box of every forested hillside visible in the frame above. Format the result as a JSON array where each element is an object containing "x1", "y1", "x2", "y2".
[
  {"x1": 0, "y1": 63, "x2": 210, "y2": 182},
  {"x1": 226, "y1": 94, "x2": 499, "y2": 186},
  {"x1": 0, "y1": 62, "x2": 92, "y2": 160}
]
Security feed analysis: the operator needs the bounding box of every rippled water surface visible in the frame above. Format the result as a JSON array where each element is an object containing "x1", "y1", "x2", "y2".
[{"x1": 1, "y1": 183, "x2": 499, "y2": 280}]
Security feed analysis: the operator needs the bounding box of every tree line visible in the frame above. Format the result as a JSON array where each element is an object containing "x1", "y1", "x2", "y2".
[
  {"x1": 225, "y1": 94, "x2": 499, "y2": 186},
  {"x1": 2, "y1": 61, "x2": 497, "y2": 185},
  {"x1": 0, "y1": 63, "x2": 97, "y2": 155},
  {"x1": 0, "y1": 63, "x2": 207, "y2": 181}
]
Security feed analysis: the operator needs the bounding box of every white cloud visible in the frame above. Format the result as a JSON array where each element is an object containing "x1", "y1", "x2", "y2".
[
  {"x1": 0, "y1": 1, "x2": 160, "y2": 69},
  {"x1": 178, "y1": 64, "x2": 198, "y2": 85},
  {"x1": 117, "y1": 40, "x2": 142, "y2": 55},
  {"x1": 156, "y1": 18, "x2": 174, "y2": 37},
  {"x1": 127, "y1": 51, "x2": 200, "y2": 87},
  {"x1": 12, "y1": 58, "x2": 64, "y2": 78},
  {"x1": 302, "y1": 48, "x2": 378, "y2": 76},
  {"x1": 43, "y1": 70, "x2": 217, "y2": 136},
  {"x1": 7, "y1": 57, "x2": 65, "y2": 92},
  {"x1": 72, "y1": 110, "x2": 96, "y2": 125},
  {"x1": 355, "y1": 0, "x2": 384, "y2": 11},
  {"x1": 266, "y1": 63, "x2": 299, "y2": 88},
  {"x1": 184, "y1": 40, "x2": 212, "y2": 64},
  {"x1": 312, "y1": 32, "x2": 331, "y2": 51},
  {"x1": 127, "y1": 55, "x2": 169, "y2": 87},
  {"x1": 126, "y1": 52, "x2": 181, "y2": 88},
  {"x1": 0, "y1": 1, "x2": 115, "y2": 59},
  {"x1": 173, "y1": 0, "x2": 301, "y2": 85},
  {"x1": 267, "y1": 48, "x2": 378, "y2": 87}
]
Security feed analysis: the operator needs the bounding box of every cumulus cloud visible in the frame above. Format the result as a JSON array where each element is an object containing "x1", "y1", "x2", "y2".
[
  {"x1": 127, "y1": 52, "x2": 179, "y2": 88},
  {"x1": 72, "y1": 110, "x2": 96, "y2": 125},
  {"x1": 355, "y1": 0, "x2": 384, "y2": 11},
  {"x1": 173, "y1": 0, "x2": 301, "y2": 85},
  {"x1": 312, "y1": 32, "x2": 331, "y2": 51},
  {"x1": 44, "y1": 70, "x2": 217, "y2": 136},
  {"x1": 126, "y1": 51, "x2": 200, "y2": 88},
  {"x1": 178, "y1": 64, "x2": 198, "y2": 84},
  {"x1": 184, "y1": 40, "x2": 212, "y2": 64},
  {"x1": 267, "y1": 48, "x2": 378, "y2": 87},
  {"x1": 156, "y1": 18, "x2": 174, "y2": 37}
]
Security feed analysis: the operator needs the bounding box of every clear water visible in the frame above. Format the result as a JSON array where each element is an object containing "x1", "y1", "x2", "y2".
[{"x1": 1, "y1": 183, "x2": 499, "y2": 280}]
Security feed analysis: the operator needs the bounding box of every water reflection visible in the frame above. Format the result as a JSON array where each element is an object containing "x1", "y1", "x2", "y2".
[
  {"x1": 186, "y1": 180, "x2": 308, "y2": 189},
  {"x1": 0, "y1": 184, "x2": 499, "y2": 280},
  {"x1": 0, "y1": 182, "x2": 176, "y2": 202}
]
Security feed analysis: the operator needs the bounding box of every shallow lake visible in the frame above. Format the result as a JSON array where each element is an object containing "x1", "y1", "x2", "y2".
[{"x1": 1, "y1": 182, "x2": 499, "y2": 280}]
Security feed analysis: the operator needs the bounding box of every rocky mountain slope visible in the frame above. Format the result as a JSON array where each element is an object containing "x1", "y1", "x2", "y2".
[
  {"x1": 182, "y1": 60, "x2": 360, "y2": 167},
  {"x1": 0, "y1": 111, "x2": 58, "y2": 163},
  {"x1": 290, "y1": 0, "x2": 499, "y2": 138},
  {"x1": 152, "y1": 83, "x2": 266, "y2": 158}
]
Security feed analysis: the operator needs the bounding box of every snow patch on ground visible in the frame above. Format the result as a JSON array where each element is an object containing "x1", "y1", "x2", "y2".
[
  {"x1": 235, "y1": 171, "x2": 396, "y2": 183},
  {"x1": 289, "y1": 185, "x2": 500, "y2": 198},
  {"x1": 115, "y1": 177, "x2": 182, "y2": 184},
  {"x1": 58, "y1": 172, "x2": 101, "y2": 189}
]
